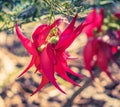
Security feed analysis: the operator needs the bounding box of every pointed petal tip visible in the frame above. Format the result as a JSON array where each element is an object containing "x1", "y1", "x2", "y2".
[
  {"x1": 30, "y1": 90, "x2": 38, "y2": 96},
  {"x1": 17, "y1": 75, "x2": 21, "y2": 78},
  {"x1": 60, "y1": 89, "x2": 66, "y2": 94},
  {"x1": 105, "y1": 71, "x2": 115, "y2": 83},
  {"x1": 30, "y1": 84, "x2": 67, "y2": 96},
  {"x1": 17, "y1": 72, "x2": 25, "y2": 78}
]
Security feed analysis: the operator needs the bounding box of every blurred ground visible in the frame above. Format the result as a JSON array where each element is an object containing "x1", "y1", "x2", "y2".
[{"x1": 0, "y1": 22, "x2": 120, "y2": 107}]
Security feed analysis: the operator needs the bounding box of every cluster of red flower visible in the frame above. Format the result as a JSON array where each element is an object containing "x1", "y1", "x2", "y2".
[
  {"x1": 15, "y1": 8, "x2": 120, "y2": 95},
  {"x1": 83, "y1": 8, "x2": 120, "y2": 82}
]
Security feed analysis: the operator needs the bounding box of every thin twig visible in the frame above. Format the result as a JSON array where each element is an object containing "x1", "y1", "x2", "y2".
[{"x1": 62, "y1": 77, "x2": 92, "y2": 107}]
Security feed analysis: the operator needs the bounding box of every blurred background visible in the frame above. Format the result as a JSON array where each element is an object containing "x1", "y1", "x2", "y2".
[{"x1": 0, "y1": 0, "x2": 120, "y2": 107}]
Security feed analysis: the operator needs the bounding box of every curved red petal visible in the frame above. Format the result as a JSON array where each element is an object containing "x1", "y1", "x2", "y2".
[
  {"x1": 83, "y1": 9, "x2": 96, "y2": 37},
  {"x1": 83, "y1": 40, "x2": 95, "y2": 79},
  {"x1": 56, "y1": 62, "x2": 80, "y2": 86},
  {"x1": 15, "y1": 23, "x2": 37, "y2": 55},
  {"x1": 56, "y1": 22, "x2": 87, "y2": 51},
  {"x1": 66, "y1": 67, "x2": 84, "y2": 79},
  {"x1": 96, "y1": 8, "x2": 104, "y2": 32},
  {"x1": 97, "y1": 49, "x2": 114, "y2": 82},
  {"x1": 32, "y1": 24, "x2": 48, "y2": 41},
  {"x1": 83, "y1": 8, "x2": 104, "y2": 38},
  {"x1": 31, "y1": 73, "x2": 49, "y2": 96},
  {"x1": 62, "y1": 23, "x2": 85, "y2": 50},
  {"x1": 17, "y1": 56, "x2": 35, "y2": 78},
  {"x1": 40, "y1": 48, "x2": 66, "y2": 94},
  {"x1": 56, "y1": 52, "x2": 81, "y2": 86},
  {"x1": 56, "y1": 14, "x2": 78, "y2": 50},
  {"x1": 33, "y1": 19, "x2": 62, "y2": 47},
  {"x1": 47, "y1": 44, "x2": 57, "y2": 64},
  {"x1": 84, "y1": 9, "x2": 96, "y2": 24},
  {"x1": 83, "y1": 41, "x2": 94, "y2": 70}
]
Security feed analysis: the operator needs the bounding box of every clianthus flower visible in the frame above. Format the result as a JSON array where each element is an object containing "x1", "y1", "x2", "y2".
[
  {"x1": 83, "y1": 38, "x2": 115, "y2": 81},
  {"x1": 15, "y1": 14, "x2": 86, "y2": 95},
  {"x1": 83, "y1": 8, "x2": 120, "y2": 81},
  {"x1": 83, "y1": 8, "x2": 104, "y2": 38}
]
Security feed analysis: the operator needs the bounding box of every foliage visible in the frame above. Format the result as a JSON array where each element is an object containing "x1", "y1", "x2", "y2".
[{"x1": 0, "y1": 0, "x2": 119, "y2": 32}]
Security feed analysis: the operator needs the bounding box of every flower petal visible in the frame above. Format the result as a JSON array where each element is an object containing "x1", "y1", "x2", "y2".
[
  {"x1": 15, "y1": 23, "x2": 37, "y2": 55},
  {"x1": 97, "y1": 49, "x2": 115, "y2": 82},
  {"x1": 31, "y1": 73, "x2": 49, "y2": 96},
  {"x1": 40, "y1": 47, "x2": 66, "y2": 94},
  {"x1": 55, "y1": 14, "x2": 78, "y2": 50},
  {"x1": 68, "y1": 22, "x2": 87, "y2": 43},
  {"x1": 33, "y1": 19, "x2": 62, "y2": 47},
  {"x1": 66, "y1": 67, "x2": 84, "y2": 79},
  {"x1": 56, "y1": 22, "x2": 88, "y2": 51},
  {"x1": 83, "y1": 8, "x2": 104, "y2": 37},
  {"x1": 63, "y1": 23, "x2": 85, "y2": 50},
  {"x1": 96, "y1": 8, "x2": 104, "y2": 32},
  {"x1": 47, "y1": 43, "x2": 57, "y2": 64},
  {"x1": 17, "y1": 56, "x2": 35, "y2": 78},
  {"x1": 84, "y1": 9, "x2": 96, "y2": 24},
  {"x1": 83, "y1": 40, "x2": 95, "y2": 79},
  {"x1": 100, "y1": 41, "x2": 115, "y2": 60},
  {"x1": 56, "y1": 62, "x2": 80, "y2": 86},
  {"x1": 56, "y1": 51, "x2": 82, "y2": 86},
  {"x1": 32, "y1": 24, "x2": 48, "y2": 42}
]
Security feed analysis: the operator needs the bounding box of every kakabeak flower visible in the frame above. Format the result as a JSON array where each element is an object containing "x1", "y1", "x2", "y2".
[
  {"x1": 82, "y1": 8, "x2": 120, "y2": 82},
  {"x1": 15, "y1": 14, "x2": 86, "y2": 95},
  {"x1": 83, "y1": 8, "x2": 104, "y2": 38},
  {"x1": 83, "y1": 38, "x2": 115, "y2": 82}
]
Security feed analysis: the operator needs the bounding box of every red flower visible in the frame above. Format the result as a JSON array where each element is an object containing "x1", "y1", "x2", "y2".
[
  {"x1": 15, "y1": 14, "x2": 85, "y2": 95},
  {"x1": 83, "y1": 8, "x2": 104, "y2": 38},
  {"x1": 82, "y1": 8, "x2": 119, "y2": 81},
  {"x1": 83, "y1": 39, "x2": 115, "y2": 81}
]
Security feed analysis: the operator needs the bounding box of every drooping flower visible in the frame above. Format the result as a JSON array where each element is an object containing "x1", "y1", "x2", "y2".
[
  {"x1": 83, "y1": 8, "x2": 104, "y2": 37},
  {"x1": 83, "y1": 38, "x2": 115, "y2": 81},
  {"x1": 15, "y1": 14, "x2": 86, "y2": 95},
  {"x1": 83, "y1": 8, "x2": 120, "y2": 81}
]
